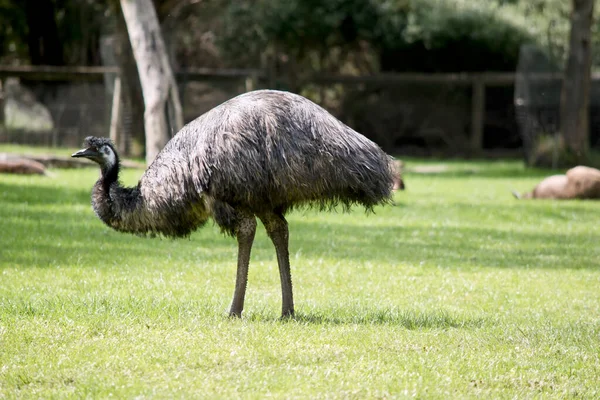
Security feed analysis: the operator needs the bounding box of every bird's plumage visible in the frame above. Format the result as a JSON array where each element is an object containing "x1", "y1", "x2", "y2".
[
  {"x1": 84, "y1": 90, "x2": 395, "y2": 237},
  {"x1": 75, "y1": 89, "x2": 396, "y2": 317}
]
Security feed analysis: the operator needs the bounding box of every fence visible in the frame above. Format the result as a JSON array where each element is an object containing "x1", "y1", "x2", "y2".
[
  {"x1": 1, "y1": 65, "x2": 600, "y2": 157},
  {"x1": 0, "y1": 66, "x2": 256, "y2": 151}
]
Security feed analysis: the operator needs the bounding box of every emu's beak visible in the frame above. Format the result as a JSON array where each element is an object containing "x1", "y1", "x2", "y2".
[{"x1": 71, "y1": 147, "x2": 98, "y2": 158}]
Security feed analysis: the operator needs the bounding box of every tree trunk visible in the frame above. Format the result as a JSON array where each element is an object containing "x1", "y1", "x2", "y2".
[
  {"x1": 560, "y1": 0, "x2": 595, "y2": 163},
  {"x1": 119, "y1": 0, "x2": 183, "y2": 165},
  {"x1": 111, "y1": 0, "x2": 146, "y2": 157}
]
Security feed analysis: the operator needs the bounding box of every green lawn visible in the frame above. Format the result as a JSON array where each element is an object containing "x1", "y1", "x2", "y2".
[
  {"x1": 0, "y1": 143, "x2": 82, "y2": 157},
  {"x1": 0, "y1": 155, "x2": 599, "y2": 398}
]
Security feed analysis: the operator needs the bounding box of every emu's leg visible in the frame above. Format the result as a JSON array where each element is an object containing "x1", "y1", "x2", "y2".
[
  {"x1": 229, "y1": 216, "x2": 257, "y2": 317},
  {"x1": 259, "y1": 212, "x2": 294, "y2": 318}
]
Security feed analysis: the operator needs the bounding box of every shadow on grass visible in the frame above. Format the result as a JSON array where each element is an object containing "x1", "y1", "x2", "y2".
[
  {"x1": 405, "y1": 166, "x2": 553, "y2": 179},
  {"x1": 2, "y1": 180, "x2": 599, "y2": 271},
  {"x1": 288, "y1": 218, "x2": 600, "y2": 270},
  {"x1": 0, "y1": 180, "x2": 90, "y2": 206},
  {"x1": 3, "y1": 204, "x2": 600, "y2": 270},
  {"x1": 7, "y1": 206, "x2": 598, "y2": 270},
  {"x1": 399, "y1": 157, "x2": 558, "y2": 180},
  {"x1": 0, "y1": 180, "x2": 233, "y2": 268},
  {"x1": 245, "y1": 308, "x2": 486, "y2": 329}
]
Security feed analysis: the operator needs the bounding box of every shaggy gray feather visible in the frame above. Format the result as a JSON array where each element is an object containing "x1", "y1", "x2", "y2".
[{"x1": 83, "y1": 90, "x2": 396, "y2": 237}]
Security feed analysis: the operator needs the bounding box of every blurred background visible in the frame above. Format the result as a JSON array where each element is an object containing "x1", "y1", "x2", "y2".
[{"x1": 0, "y1": 0, "x2": 598, "y2": 167}]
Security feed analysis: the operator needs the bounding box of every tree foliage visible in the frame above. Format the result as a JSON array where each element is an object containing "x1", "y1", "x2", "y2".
[
  {"x1": 218, "y1": 0, "x2": 544, "y2": 74},
  {"x1": 0, "y1": 0, "x2": 110, "y2": 66},
  {"x1": 218, "y1": 0, "x2": 383, "y2": 74},
  {"x1": 1, "y1": 0, "x2": 597, "y2": 73},
  {"x1": 0, "y1": 0, "x2": 28, "y2": 64}
]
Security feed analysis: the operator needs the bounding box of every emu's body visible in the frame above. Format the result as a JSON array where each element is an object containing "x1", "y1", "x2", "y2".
[{"x1": 74, "y1": 90, "x2": 395, "y2": 317}]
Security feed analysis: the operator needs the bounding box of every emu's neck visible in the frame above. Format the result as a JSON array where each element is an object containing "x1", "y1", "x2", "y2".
[
  {"x1": 92, "y1": 161, "x2": 142, "y2": 234},
  {"x1": 91, "y1": 159, "x2": 210, "y2": 238}
]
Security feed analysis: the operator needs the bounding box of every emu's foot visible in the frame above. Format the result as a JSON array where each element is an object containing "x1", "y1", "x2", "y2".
[
  {"x1": 280, "y1": 308, "x2": 295, "y2": 320},
  {"x1": 228, "y1": 308, "x2": 243, "y2": 318}
]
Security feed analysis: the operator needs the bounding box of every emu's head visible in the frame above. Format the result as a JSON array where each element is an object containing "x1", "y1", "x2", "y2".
[{"x1": 72, "y1": 137, "x2": 119, "y2": 172}]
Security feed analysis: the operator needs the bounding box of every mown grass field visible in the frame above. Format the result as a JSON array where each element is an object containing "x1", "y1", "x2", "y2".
[{"x1": 0, "y1": 152, "x2": 599, "y2": 398}]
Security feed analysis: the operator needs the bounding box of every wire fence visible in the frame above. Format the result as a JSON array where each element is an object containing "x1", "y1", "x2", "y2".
[
  {"x1": 1, "y1": 65, "x2": 600, "y2": 159},
  {"x1": 4, "y1": 81, "x2": 109, "y2": 148}
]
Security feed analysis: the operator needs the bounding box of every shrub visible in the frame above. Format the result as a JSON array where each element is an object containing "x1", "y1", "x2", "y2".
[
  {"x1": 218, "y1": 0, "x2": 545, "y2": 74},
  {"x1": 379, "y1": 0, "x2": 537, "y2": 72}
]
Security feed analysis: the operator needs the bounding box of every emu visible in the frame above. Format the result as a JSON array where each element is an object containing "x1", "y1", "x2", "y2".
[{"x1": 73, "y1": 89, "x2": 396, "y2": 318}]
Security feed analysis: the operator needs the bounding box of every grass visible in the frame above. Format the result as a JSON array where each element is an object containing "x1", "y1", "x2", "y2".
[
  {"x1": 0, "y1": 143, "x2": 81, "y2": 157},
  {"x1": 1, "y1": 152, "x2": 599, "y2": 398}
]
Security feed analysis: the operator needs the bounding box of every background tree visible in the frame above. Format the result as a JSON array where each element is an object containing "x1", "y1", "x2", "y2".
[
  {"x1": 560, "y1": 0, "x2": 595, "y2": 164},
  {"x1": 24, "y1": 0, "x2": 63, "y2": 65},
  {"x1": 0, "y1": 0, "x2": 28, "y2": 64},
  {"x1": 119, "y1": 0, "x2": 183, "y2": 164},
  {"x1": 107, "y1": 0, "x2": 146, "y2": 157}
]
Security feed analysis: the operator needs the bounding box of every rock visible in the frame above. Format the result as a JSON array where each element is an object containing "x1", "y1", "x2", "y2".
[
  {"x1": 3, "y1": 78, "x2": 54, "y2": 132},
  {"x1": 515, "y1": 165, "x2": 600, "y2": 199},
  {"x1": 0, "y1": 152, "x2": 145, "y2": 170},
  {"x1": 0, "y1": 154, "x2": 47, "y2": 175}
]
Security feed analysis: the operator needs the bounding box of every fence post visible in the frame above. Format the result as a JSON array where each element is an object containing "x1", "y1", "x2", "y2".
[
  {"x1": 109, "y1": 75, "x2": 122, "y2": 148},
  {"x1": 470, "y1": 75, "x2": 485, "y2": 155},
  {"x1": 245, "y1": 73, "x2": 257, "y2": 92},
  {"x1": 0, "y1": 78, "x2": 4, "y2": 125},
  {"x1": 0, "y1": 78, "x2": 4, "y2": 140},
  {"x1": 268, "y1": 50, "x2": 277, "y2": 89}
]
